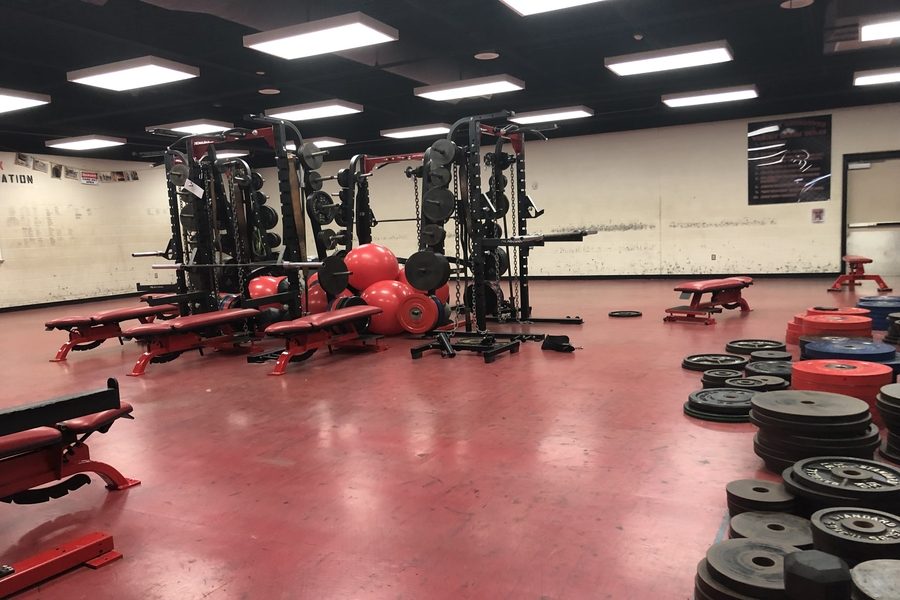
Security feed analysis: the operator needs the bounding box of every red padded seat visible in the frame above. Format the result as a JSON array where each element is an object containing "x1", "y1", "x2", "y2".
[
  {"x1": 266, "y1": 306, "x2": 381, "y2": 335},
  {"x1": 44, "y1": 316, "x2": 92, "y2": 330},
  {"x1": 91, "y1": 304, "x2": 176, "y2": 324},
  {"x1": 58, "y1": 403, "x2": 133, "y2": 434},
  {"x1": 265, "y1": 319, "x2": 315, "y2": 336},
  {"x1": 674, "y1": 277, "x2": 753, "y2": 293},
  {"x1": 0, "y1": 427, "x2": 62, "y2": 459},
  {"x1": 121, "y1": 321, "x2": 175, "y2": 337},
  {"x1": 123, "y1": 308, "x2": 259, "y2": 337},
  {"x1": 843, "y1": 255, "x2": 873, "y2": 264}
]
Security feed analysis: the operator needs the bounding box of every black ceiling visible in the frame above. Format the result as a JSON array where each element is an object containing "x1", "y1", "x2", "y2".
[{"x1": 3, "y1": 0, "x2": 900, "y2": 163}]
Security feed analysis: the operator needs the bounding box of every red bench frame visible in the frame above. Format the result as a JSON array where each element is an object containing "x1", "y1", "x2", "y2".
[
  {"x1": 264, "y1": 305, "x2": 385, "y2": 376},
  {"x1": 664, "y1": 276, "x2": 753, "y2": 325},
  {"x1": 828, "y1": 255, "x2": 892, "y2": 292}
]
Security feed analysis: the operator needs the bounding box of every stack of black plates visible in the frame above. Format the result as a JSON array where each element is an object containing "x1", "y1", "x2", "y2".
[
  {"x1": 746, "y1": 360, "x2": 794, "y2": 381},
  {"x1": 750, "y1": 391, "x2": 879, "y2": 472},
  {"x1": 781, "y1": 457, "x2": 900, "y2": 516},
  {"x1": 695, "y1": 539, "x2": 794, "y2": 599},
  {"x1": 851, "y1": 559, "x2": 900, "y2": 599},
  {"x1": 726, "y1": 339, "x2": 787, "y2": 355},
  {"x1": 885, "y1": 313, "x2": 900, "y2": 345},
  {"x1": 701, "y1": 369, "x2": 744, "y2": 389},
  {"x1": 684, "y1": 388, "x2": 757, "y2": 422},
  {"x1": 811, "y1": 507, "x2": 900, "y2": 565},
  {"x1": 877, "y1": 384, "x2": 900, "y2": 465},
  {"x1": 728, "y1": 511, "x2": 814, "y2": 549},
  {"x1": 749, "y1": 350, "x2": 792, "y2": 363},
  {"x1": 726, "y1": 479, "x2": 796, "y2": 516}
]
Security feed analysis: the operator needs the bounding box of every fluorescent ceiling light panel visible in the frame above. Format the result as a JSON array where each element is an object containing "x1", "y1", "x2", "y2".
[
  {"x1": 307, "y1": 137, "x2": 346, "y2": 148},
  {"x1": 499, "y1": 0, "x2": 610, "y2": 16},
  {"x1": 860, "y1": 15, "x2": 900, "y2": 41},
  {"x1": 748, "y1": 125, "x2": 780, "y2": 137},
  {"x1": 605, "y1": 41, "x2": 733, "y2": 76},
  {"x1": 265, "y1": 99, "x2": 363, "y2": 121},
  {"x1": 215, "y1": 150, "x2": 249, "y2": 159},
  {"x1": 509, "y1": 106, "x2": 594, "y2": 124},
  {"x1": 67, "y1": 56, "x2": 198, "y2": 91},
  {"x1": 0, "y1": 87, "x2": 50, "y2": 114},
  {"x1": 381, "y1": 124, "x2": 451, "y2": 139},
  {"x1": 854, "y1": 67, "x2": 900, "y2": 86},
  {"x1": 662, "y1": 85, "x2": 758, "y2": 108},
  {"x1": 147, "y1": 119, "x2": 233, "y2": 135},
  {"x1": 244, "y1": 12, "x2": 398, "y2": 59},
  {"x1": 45, "y1": 135, "x2": 126, "y2": 151},
  {"x1": 414, "y1": 75, "x2": 525, "y2": 101}
]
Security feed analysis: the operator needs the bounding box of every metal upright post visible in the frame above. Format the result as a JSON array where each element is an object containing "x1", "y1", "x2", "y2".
[
  {"x1": 515, "y1": 143, "x2": 531, "y2": 320},
  {"x1": 467, "y1": 118, "x2": 487, "y2": 332}
]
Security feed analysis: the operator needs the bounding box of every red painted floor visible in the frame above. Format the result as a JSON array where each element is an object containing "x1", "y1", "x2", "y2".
[{"x1": 0, "y1": 277, "x2": 893, "y2": 600}]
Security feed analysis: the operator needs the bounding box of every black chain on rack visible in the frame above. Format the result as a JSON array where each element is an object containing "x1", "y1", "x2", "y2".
[
  {"x1": 226, "y1": 169, "x2": 248, "y2": 296},
  {"x1": 508, "y1": 162, "x2": 520, "y2": 320},
  {"x1": 452, "y1": 165, "x2": 463, "y2": 334},
  {"x1": 413, "y1": 174, "x2": 421, "y2": 245}
]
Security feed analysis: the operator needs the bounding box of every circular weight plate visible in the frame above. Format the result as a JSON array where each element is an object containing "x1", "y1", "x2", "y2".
[
  {"x1": 317, "y1": 229, "x2": 338, "y2": 251},
  {"x1": 763, "y1": 423, "x2": 881, "y2": 451},
  {"x1": 264, "y1": 232, "x2": 281, "y2": 248},
  {"x1": 464, "y1": 282, "x2": 503, "y2": 316},
  {"x1": 753, "y1": 437, "x2": 797, "y2": 473},
  {"x1": 689, "y1": 388, "x2": 756, "y2": 415},
  {"x1": 749, "y1": 350, "x2": 792, "y2": 363},
  {"x1": 252, "y1": 191, "x2": 268, "y2": 206},
  {"x1": 405, "y1": 251, "x2": 451, "y2": 291},
  {"x1": 483, "y1": 248, "x2": 510, "y2": 280},
  {"x1": 489, "y1": 174, "x2": 508, "y2": 191},
  {"x1": 488, "y1": 192, "x2": 510, "y2": 218},
  {"x1": 745, "y1": 361, "x2": 794, "y2": 379},
  {"x1": 429, "y1": 166, "x2": 451, "y2": 187},
  {"x1": 751, "y1": 376, "x2": 790, "y2": 391},
  {"x1": 318, "y1": 255, "x2": 350, "y2": 296},
  {"x1": 429, "y1": 139, "x2": 457, "y2": 167},
  {"x1": 683, "y1": 354, "x2": 750, "y2": 372},
  {"x1": 793, "y1": 360, "x2": 893, "y2": 384},
  {"x1": 422, "y1": 187, "x2": 456, "y2": 222},
  {"x1": 397, "y1": 294, "x2": 440, "y2": 335},
  {"x1": 683, "y1": 402, "x2": 750, "y2": 423},
  {"x1": 299, "y1": 142, "x2": 324, "y2": 170},
  {"x1": 258, "y1": 205, "x2": 279, "y2": 230},
  {"x1": 421, "y1": 224, "x2": 446, "y2": 247},
  {"x1": 726, "y1": 479, "x2": 795, "y2": 512},
  {"x1": 695, "y1": 559, "x2": 757, "y2": 600},
  {"x1": 805, "y1": 340, "x2": 897, "y2": 362},
  {"x1": 483, "y1": 221, "x2": 502, "y2": 239},
  {"x1": 851, "y1": 559, "x2": 900, "y2": 600},
  {"x1": 729, "y1": 511, "x2": 814, "y2": 549},
  {"x1": 781, "y1": 468, "x2": 864, "y2": 512},
  {"x1": 811, "y1": 508, "x2": 900, "y2": 562},
  {"x1": 706, "y1": 538, "x2": 794, "y2": 597},
  {"x1": 306, "y1": 171, "x2": 324, "y2": 191},
  {"x1": 884, "y1": 384, "x2": 900, "y2": 404},
  {"x1": 703, "y1": 369, "x2": 745, "y2": 386},
  {"x1": 793, "y1": 458, "x2": 900, "y2": 500},
  {"x1": 724, "y1": 378, "x2": 770, "y2": 391},
  {"x1": 250, "y1": 171, "x2": 264, "y2": 191},
  {"x1": 750, "y1": 410, "x2": 873, "y2": 439},
  {"x1": 308, "y1": 190, "x2": 338, "y2": 226},
  {"x1": 609, "y1": 310, "x2": 642, "y2": 318},
  {"x1": 751, "y1": 390, "x2": 870, "y2": 423},
  {"x1": 726, "y1": 339, "x2": 788, "y2": 355}
]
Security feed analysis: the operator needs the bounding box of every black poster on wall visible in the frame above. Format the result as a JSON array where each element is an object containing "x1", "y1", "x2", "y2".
[{"x1": 747, "y1": 114, "x2": 831, "y2": 205}]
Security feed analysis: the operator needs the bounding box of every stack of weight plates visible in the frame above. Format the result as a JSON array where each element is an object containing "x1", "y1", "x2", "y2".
[
  {"x1": 857, "y1": 296, "x2": 900, "y2": 331},
  {"x1": 804, "y1": 339, "x2": 900, "y2": 376},
  {"x1": 725, "y1": 339, "x2": 787, "y2": 355},
  {"x1": 684, "y1": 388, "x2": 758, "y2": 422},
  {"x1": 786, "y1": 314, "x2": 805, "y2": 346},
  {"x1": 885, "y1": 313, "x2": 900, "y2": 346},
  {"x1": 726, "y1": 479, "x2": 797, "y2": 516},
  {"x1": 811, "y1": 506, "x2": 900, "y2": 565},
  {"x1": 807, "y1": 306, "x2": 872, "y2": 317},
  {"x1": 746, "y1": 360, "x2": 794, "y2": 382},
  {"x1": 851, "y1": 559, "x2": 900, "y2": 599},
  {"x1": 728, "y1": 511, "x2": 814, "y2": 549},
  {"x1": 694, "y1": 539, "x2": 794, "y2": 599},
  {"x1": 782, "y1": 457, "x2": 900, "y2": 517},
  {"x1": 722, "y1": 377, "x2": 776, "y2": 392},
  {"x1": 877, "y1": 384, "x2": 900, "y2": 465},
  {"x1": 701, "y1": 369, "x2": 744, "y2": 389},
  {"x1": 682, "y1": 354, "x2": 749, "y2": 372},
  {"x1": 750, "y1": 391, "x2": 879, "y2": 473},
  {"x1": 792, "y1": 360, "x2": 894, "y2": 427},
  {"x1": 800, "y1": 336, "x2": 880, "y2": 358},
  {"x1": 800, "y1": 314, "x2": 874, "y2": 338},
  {"x1": 749, "y1": 350, "x2": 792, "y2": 362}
]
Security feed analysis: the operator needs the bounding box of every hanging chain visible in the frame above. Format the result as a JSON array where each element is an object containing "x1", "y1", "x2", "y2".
[
  {"x1": 227, "y1": 168, "x2": 248, "y2": 296},
  {"x1": 413, "y1": 174, "x2": 421, "y2": 246},
  {"x1": 452, "y1": 165, "x2": 463, "y2": 334},
  {"x1": 509, "y1": 163, "x2": 520, "y2": 321}
]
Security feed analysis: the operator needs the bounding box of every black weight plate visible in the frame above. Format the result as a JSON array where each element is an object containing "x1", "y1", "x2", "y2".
[
  {"x1": 724, "y1": 378, "x2": 770, "y2": 391},
  {"x1": 689, "y1": 388, "x2": 756, "y2": 415},
  {"x1": 489, "y1": 174, "x2": 508, "y2": 191},
  {"x1": 706, "y1": 538, "x2": 793, "y2": 597},
  {"x1": 782, "y1": 468, "x2": 863, "y2": 506},
  {"x1": 252, "y1": 191, "x2": 268, "y2": 205},
  {"x1": 429, "y1": 139, "x2": 457, "y2": 167},
  {"x1": 484, "y1": 247, "x2": 509, "y2": 280},
  {"x1": 317, "y1": 229, "x2": 338, "y2": 251},
  {"x1": 258, "y1": 205, "x2": 279, "y2": 230},
  {"x1": 307, "y1": 171, "x2": 324, "y2": 191},
  {"x1": 405, "y1": 251, "x2": 451, "y2": 292},
  {"x1": 264, "y1": 232, "x2": 281, "y2": 248},
  {"x1": 683, "y1": 354, "x2": 750, "y2": 372},
  {"x1": 792, "y1": 458, "x2": 900, "y2": 500},
  {"x1": 683, "y1": 403, "x2": 750, "y2": 423},
  {"x1": 851, "y1": 559, "x2": 900, "y2": 600},
  {"x1": 883, "y1": 384, "x2": 900, "y2": 404},
  {"x1": 299, "y1": 142, "x2": 324, "y2": 170},
  {"x1": 749, "y1": 351, "x2": 793, "y2": 363},
  {"x1": 483, "y1": 221, "x2": 502, "y2": 239},
  {"x1": 753, "y1": 437, "x2": 797, "y2": 473},
  {"x1": 751, "y1": 391, "x2": 871, "y2": 424},
  {"x1": 250, "y1": 171, "x2": 264, "y2": 191},
  {"x1": 429, "y1": 166, "x2": 451, "y2": 187},
  {"x1": 609, "y1": 310, "x2": 642, "y2": 318},
  {"x1": 811, "y1": 507, "x2": 900, "y2": 563},
  {"x1": 308, "y1": 190, "x2": 338, "y2": 226},
  {"x1": 750, "y1": 410, "x2": 873, "y2": 438},
  {"x1": 750, "y1": 376, "x2": 790, "y2": 391},
  {"x1": 318, "y1": 254, "x2": 350, "y2": 296},
  {"x1": 726, "y1": 479, "x2": 796, "y2": 516},
  {"x1": 727, "y1": 339, "x2": 788, "y2": 355},
  {"x1": 758, "y1": 426, "x2": 881, "y2": 458},
  {"x1": 746, "y1": 361, "x2": 794, "y2": 380},
  {"x1": 464, "y1": 283, "x2": 503, "y2": 316},
  {"x1": 703, "y1": 369, "x2": 745, "y2": 385},
  {"x1": 695, "y1": 559, "x2": 757, "y2": 600},
  {"x1": 422, "y1": 187, "x2": 456, "y2": 222},
  {"x1": 336, "y1": 168, "x2": 354, "y2": 189},
  {"x1": 421, "y1": 224, "x2": 446, "y2": 247},
  {"x1": 488, "y1": 192, "x2": 510, "y2": 218},
  {"x1": 728, "y1": 511, "x2": 814, "y2": 549}
]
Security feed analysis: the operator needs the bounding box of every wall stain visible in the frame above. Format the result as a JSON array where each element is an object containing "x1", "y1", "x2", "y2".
[{"x1": 667, "y1": 218, "x2": 776, "y2": 229}]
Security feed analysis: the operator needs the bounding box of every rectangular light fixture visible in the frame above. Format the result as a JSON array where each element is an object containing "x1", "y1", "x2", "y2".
[
  {"x1": 381, "y1": 124, "x2": 451, "y2": 139},
  {"x1": 214, "y1": 150, "x2": 249, "y2": 159},
  {"x1": 662, "y1": 85, "x2": 758, "y2": 108},
  {"x1": 509, "y1": 106, "x2": 594, "y2": 124},
  {"x1": 147, "y1": 119, "x2": 233, "y2": 135},
  {"x1": 860, "y1": 15, "x2": 900, "y2": 42},
  {"x1": 265, "y1": 99, "x2": 363, "y2": 121},
  {"x1": 244, "y1": 12, "x2": 398, "y2": 59},
  {"x1": 747, "y1": 125, "x2": 780, "y2": 137},
  {"x1": 45, "y1": 135, "x2": 126, "y2": 151},
  {"x1": 605, "y1": 41, "x2": 733, "y2": 76},
  {"x1": 499, "y1": 0, "x2": 610, "y2": 16},
  {"x1": 306, "y1": 137, "x2": 346, "y2": 148},
  {"x1": 854, "y1": 67, "x2": 900, "y2": 86},
  {"x1": 0, "y1": 87, "x2": 50, "y2": 114},
  {"x1": 414, "y1": 75, "x2": 525, "y2": 101},
  {"x1": 68, "y1": 56, "x2": 199, "y2": 91}
]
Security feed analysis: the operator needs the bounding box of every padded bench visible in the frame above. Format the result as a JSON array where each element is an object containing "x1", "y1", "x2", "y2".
[
  {"x1": 828, "y1": 255, "x2": 892, "y2": 292},
  {"x1": 664, "y1": 276, "x2": 753, "y2": 325},
  {"x1": 263, "y1": 305, "x2": 384, "y2": 375},
  {"x1": 45, "y1": 302, "x2": 178, "y2": 362},
  {"x1": 121, "y1": 308, "x2": 260, "y2": 376}
]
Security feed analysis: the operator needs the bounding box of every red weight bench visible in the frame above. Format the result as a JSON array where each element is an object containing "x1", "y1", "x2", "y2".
[
  {"x1": 45, "y1": 303, "x2": 178, "y2": 362},
  {"x1": 121, "y1": 308, "x2": 260, "y2": 376},
  {"x1": 0, "y1": 379, "x2": 137, "y2": 596},
  {"x1": 263, "y1": 305, "x2": 385, "y2": 376},
  {"x1": 828, "y1": 255, "x2": 892, "y2": 292},
  {"x1": 664, "y1": 276, "x2": 753, "y2": 325}
]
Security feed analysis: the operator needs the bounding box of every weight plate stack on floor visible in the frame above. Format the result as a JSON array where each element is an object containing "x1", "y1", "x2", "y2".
[
  {"x1": 811, "y1": 507, "x2": 900, "y2": 565},
  {"x1": 800, "y1": 314, "x2": 874, "y2": 339},
  {"x1": 726, "y1": 479, "x2": 797, "y2": 516},
  {"x1": 807, "y1": 306, "x2": 872, "y2": 317},
  {"x1": 884, "y1": 313, "x2": 900, "y2": 346},
  {"x1": 608, "y1": 310, "x2": 642, "y2": 318},
  {"x1": 728, "y1": 511, "x2": 814, "y2": 549},
  {"x1": 683, "y1": 354, "x2": 750, "y2": 372},
  {"x1": 750, "y1": 391, "x2": 878, "y2": 473},
  {"x1": 857, "y1": 297, "x2": 900, "y2": 331},
  {"x1": 723, "y1": 377, "x2": 771, "y2": 392},
  {"x1": 726, "y1": 339, "x2": 788, "y2": 355},
  {"x1": 746, "y1": 360, "x2": 794, "y2": 382},
  {"x1": 782, "y1": 457, "x2": 900, "y2": 516},
  {"x1": 685, "y1": 388, "x2": 757, "y2": 422},
  {"x1": 878, "y1": 384, "x2": 900, "y2": 465},
  {"x1": 804, "y1": 339, "x2": 898, "y2": 367},
  {"x1": 749, "y1": 350, "x2": 792, "y2": 363},
  {"x1": 799, "y1": 335, "x2": 863, "y2": 358},
  {"x1": 792, "y1": 360, "x2": 894, "y2": 428},
  {"x1": 702, "y1": 538, "x2": 794, "y2": 598},
  {"x1": 702, "y1": 369, "x2": 745, "y2": 389},
  {"x1": 851, "y1": 559, "x2": 900, "y2": 599},
  {"x1": 751, "y1": 376, "x2": 790, "y2": 391}
]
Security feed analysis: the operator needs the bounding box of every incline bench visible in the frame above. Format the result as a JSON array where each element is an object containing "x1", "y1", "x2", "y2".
[
  {"x1": 664, "y1": 276, "x2": 753, "y2": 325},
  {"x1": 828, "y1": 255, "x2": 892, "y2": 292},
  {"x1": 45, "y1": 302, "x2": 178, "y2": 362}
]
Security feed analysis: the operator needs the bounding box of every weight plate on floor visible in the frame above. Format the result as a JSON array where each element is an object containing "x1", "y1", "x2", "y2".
[
  {"x1": 726, "y1": 340, "x2": 788, "y2": 355},
  {"x1": 726, "y1": 480, "x2": 796, "y2": 516},
  {"x1": 609, "y1": 310, "x2": 642, "y2": 318},
  {"x1": 881, "y1": 384, "x2": 900, "y2": 404},
  {"x1": 751, "y1": 391, "x2": 870, "y2": 424},
  {"x1": 397, "y1": 294, "x2": 440, "y2": 335},
  {"x1": 429, "y1": 166, "x2": 451, "y2": 187},
  {"x1": 724, "y1": 377, "x2": 770, "y2": 391},
  {"x1": 683, "y1": 403, "x2": 750, "y2": 423},
  {"x1": 792, "y1": 458, "x2": 900, "y2": 500},
  {"x1": 405, "y1": 251, "x2": 451, "y2": 291},
  {"x1": 746, "y1": 361, "x2": 794, "y2": 379},
  {"x1": 422, "y1": 187, "x2": 456, "y2": 222},
  {"x1": 258, "y1": 205, "x2": 279, "y2": 230},
  {"x1": 851, "y1": 559, "x2": 900, "y2": 600},
  {"x1": 706, "y1": 538, "x2": 794, "y2": 597},
  {"x1": 750, "y1": 410, "x2": 873, "y2": 438},
  {"x1": 695, "y1": 559, "x2": 757, "y2": 600},
  {"x1": 746, "y1": 376, "x2": 789, "y2": 391},
  {"x1": 749, "y1": 351, "x2": 792, "y2": 363},
  {"x1": 811, "y1": 508, "x2": 900, "y2": 563},
  {"x1": 781, "y1": 467, "x2": 863, "y2": 506},
  {"x1": 753, "y1": 437, "x2": 797, "y2": 473},
  {"x1": 421, "y1": 224, "x2": 446, "y2": 247},
  {"x1": 429, "y1": 139, "x2": 457, "y2": 167},
  {"x1": 703, "y1": 369, "x2": 745, "y2": 386},
  {"x1": 728, "y1": 511, "x2": 814, "y2": 549},
  {"x1": 688, "y1": 388, "x2": 756, "y2": 415},
  {"x1": 805, "y1": 340, "x2": 897, "y2": 362},
  {"x1": 759, "y1": 424, "x2": 881, "y2": 455},
  {"x1": 683, "y1": 354, "x2": 750, "y2": 372}
]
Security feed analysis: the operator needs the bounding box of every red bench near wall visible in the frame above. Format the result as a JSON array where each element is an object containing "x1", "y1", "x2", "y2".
[
  {"x1": 664, "y1": 276, "x2": 754, "y2": 325},
  {"x1": 828, "y1": 255, "x2": 892, "y2": 293}
]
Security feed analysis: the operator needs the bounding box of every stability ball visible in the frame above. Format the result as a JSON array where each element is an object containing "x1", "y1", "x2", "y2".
[
  {"x1": 345, "y1": 244, "x2": 400, "y2": 292},
  {"x1": 361, "y1": 280, "x2": 414, "y2": 335},
  {"x1": 248, "y1": 275, "x2": 287, "y2": 310}
]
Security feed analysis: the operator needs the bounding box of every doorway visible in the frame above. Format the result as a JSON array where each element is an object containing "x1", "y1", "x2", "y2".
[{"x1": 843, "y1": 151, "x2": 900, "y2": 277}]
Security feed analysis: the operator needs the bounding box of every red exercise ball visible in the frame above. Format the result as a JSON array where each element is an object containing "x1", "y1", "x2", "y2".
[
  {"x1": 361, "y1": 280, "x2": 414, "y2": 335},
  {"x1": 345, "y1": 244, "x2": 400, "y2": 292},
  {"x1": 397, "y1": 266, "x2": 450, "y2": 303},
  {"x1": 303, "y1": 286, "x2": 350, "y2": 314},
  {"x1": 248, "y1": 276, "x2": 287, "y2": 310}
]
